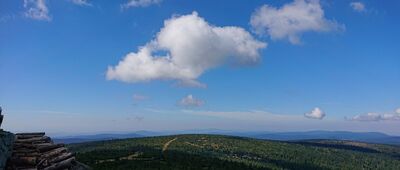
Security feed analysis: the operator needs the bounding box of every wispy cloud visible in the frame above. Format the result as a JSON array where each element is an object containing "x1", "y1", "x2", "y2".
[
  {"x1": 304, "y1": 107, "x2": 326, "y2": 120},
  {"x1": 0, "y1": 14, "x2": 16, "y2": 23},
  {"x1": 347, "y1": 109, "x2": 400, "y2": 122},
  {"x1": 23, "y1": 0, "x2": 51, "y2": 21},
  {"x1": 346, "y1": 112, "x2": 382, "y2": 121},
  {"x1": 70, "y1": 0, "x2": 92, "y2": 6},
  {"x1": 250, "y1": 0, "x2": 344, "y2": 44},
  {"x1": 133, "y1": 94, "x2": 149, "y2": 102},
  {"x1": 121, "y1": 0, "x2": 162, "y2": 9},
  {"x1": 183, "y1": 109, "x2": 302, "y2": 122},
  {"x1": 179, "y1": 94, "x2": 204, "y2": 107},
  {"x1": 175, "y1": 79, "x2": 207, "y2": 88},
  {"x1": 127, "y1": 116, "x2": 144, "y2": 122},
  {"x1": 350, "y1": 2, "x2": 366, "y2": 12}
]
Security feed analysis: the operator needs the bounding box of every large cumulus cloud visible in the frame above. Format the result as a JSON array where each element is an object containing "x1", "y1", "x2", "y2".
[{"x1": 106, "y1": 12, "x2": 266, "y2": 87}]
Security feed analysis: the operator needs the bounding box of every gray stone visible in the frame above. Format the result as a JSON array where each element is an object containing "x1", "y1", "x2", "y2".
[
  {"x1": 0, "y1": 107, "x2": 3, "y2": 128},
  {"x1": 0, "y1": 131, "x2": 15, "y2": 169}
]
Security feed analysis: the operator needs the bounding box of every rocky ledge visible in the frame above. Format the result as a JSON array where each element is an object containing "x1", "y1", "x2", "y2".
[{"x1": 0, "y1": 130, "x2": 15, "y2": 169}]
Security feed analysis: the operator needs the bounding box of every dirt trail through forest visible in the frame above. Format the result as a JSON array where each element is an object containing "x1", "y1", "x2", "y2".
[{"x1": 162, "y1": 137, "x2": 178, "y2": 152}]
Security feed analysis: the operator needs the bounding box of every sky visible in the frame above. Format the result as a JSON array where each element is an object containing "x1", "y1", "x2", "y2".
[{"x1": 1, "y1": 0, "x2": 399, "y2": 136}]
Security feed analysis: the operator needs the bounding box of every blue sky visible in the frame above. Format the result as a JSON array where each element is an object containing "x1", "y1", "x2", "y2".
[{"x1": 1, "y1": 0, "x2": 399, "y2": 136}]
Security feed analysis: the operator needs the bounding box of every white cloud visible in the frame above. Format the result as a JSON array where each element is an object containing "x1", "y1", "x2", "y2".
[
  {"x1": 106, "y1": 12, "x2": 266, "y2": 87},
  {"x1": 121, "y1": 0, "x2": 162, "y2": 9},
  {"x1": 179, "y1": 94, "x2": 204, "y2": 107},
  {"x1": 24, "y1": 0, "x2": 51, "y2": 21},
  {"x1": 382, "y1": 113, "x2": 400, "y2": 121},
  {"x1": 133, "y1": 94, "x2": 148, "y2": 102},
  {"x1": 175, "y1": 79, "x2": 207, "y2": 88},
  {"x1": 350, "y1": 2, "x2": 366, "y2": 12},
  {"x1": 304, "y1": 107, "x2": 325, "y2": 120},
  {"x1": 347, "y1": 112, "x2": 382, "y2": 121},
  {"x1": 71, "y1": 0, "x2": 92, "y2": 6},
  {"x1": 250, "y1": 0, "x2": 343, "y2": 44},
  {"x1": 348, "y1": 109, "x2": 400, "y2": 122}
]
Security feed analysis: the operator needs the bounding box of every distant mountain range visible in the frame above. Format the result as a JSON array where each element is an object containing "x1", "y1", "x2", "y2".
[
  {"x1": 53, "y1": 133, "x2": 144, "y2": 144},
  {"x1": 53, "y1": 130, "x2": 400, "y2": 145},
  {"x1": 247, "y1": 131, "x2": 400, "y2": 145}
]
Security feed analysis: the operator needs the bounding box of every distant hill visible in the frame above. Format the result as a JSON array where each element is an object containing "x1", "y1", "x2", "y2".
[
  {"x1": 247, "y1": 131, "x2": 400, "y2": 145},
  {"x1": 53, "y1": 133, "x2": 144, "y2": 144},
  {"x1": 68, "y1": 134, "x2": 400, "y2": 170},
  {"x1": 55, "y1": 130, "x2": 400, "y2": 145}
]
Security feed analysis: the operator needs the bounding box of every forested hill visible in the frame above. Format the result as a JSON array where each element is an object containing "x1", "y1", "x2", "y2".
[{"x1": 68, "y1": 134, "x2": 400, "y2": 170}]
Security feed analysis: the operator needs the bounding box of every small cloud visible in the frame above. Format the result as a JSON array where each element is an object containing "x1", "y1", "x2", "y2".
[
  {"x1": 23, "y1": 0, "x2": 51, "y2": 21},
  {"x1": 133, "y1": 94, "x2": 148, "y2": 102},
  {"x1": 127, "y1": 116, "x2": 144, "y2": 122},
  {"x1": 396, "y1": 108, "x2": 400, "y2": 115},
  {"x1": 121, "y1": 0, "x2": 162, "y2": 9},
  {"x1": 134, "y1": 116, "x2": 144, "y2": 122},
  {"x1": 0, "y1": 14, "x2": 16, "y2": 23},
  {"x1": 179, "y1": 94, "x2": 204, "y2": 107},
  {"x1": 175, "y1": 79, "x2": 207, "y2": 88},
  {"x1": 347, "y1": 112, "x2": 381, "y2": 121},
  {"x1": 304, "y1": 107, "x2": 326, "y2": 120},
  {"x1": 70, "y1": 0, "x2": 92, "y2": 6},
  {"x1": 250, "y1": 0, "x2": 344, "y2": 44},
  {"x1": 350, "y1": 2, "x2": 366, "y2": 12}
]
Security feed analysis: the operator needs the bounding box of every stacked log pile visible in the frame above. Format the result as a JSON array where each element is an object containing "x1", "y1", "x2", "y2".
[{"x1": 7, "y1": 132, "x2": 82, "y2": 170}]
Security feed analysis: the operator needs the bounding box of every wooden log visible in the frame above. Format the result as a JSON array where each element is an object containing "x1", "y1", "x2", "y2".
[
  {"x1": 32, "y1": 140, "x2": 53, "y2": 144},
  {"x1": 36, "y1": 142, "x2": 55, "y2": 147},
  {"x1": 12, "y1": 166, "x2": 37, "y2": 170},
  {"x1": 15, "y1": 136, "x2": 49, "y2": 141},
  {"x1": 49, "y1": 152, "x2": 74, "y2": 164},
  {"x1": 13, "y1": 152, "x2": 41, "y2": 157},
  {"x1": 10, "y1": 156, "x2": 37, "y2": 165},
  {"x1": 38, "y1": 144, "x2": 64, "y2": 153},
  {"x1": 37, "y1": 158, "x2": 49, "y2": 169},
  {"x1": 16, "y1": 136, "x2": 51, "y2": 143},
  {"x1": 13, "y1": 145, "x2": 36, "y2": 149},
  {"x1": 16, "y1": 134, "x2": 45, "y2": 139},
  {"x1": 43, "y1": 157, "x2": 75, "y2": 170},
  {"x1": 13, "y1": 167, "x2": 37, "y2": 170},
  {"x1": 12, "y1": 149, "x2": 38, "y2": 153},
  {"x1": 16, "y1": 132, "x2": 45, "y2": 136},
  {"x1": 12, "y1": 149, "x2": 39, "y2": 153},
  {"x1": 41, "y1": 147, "x2": 67, "y2": 159}
]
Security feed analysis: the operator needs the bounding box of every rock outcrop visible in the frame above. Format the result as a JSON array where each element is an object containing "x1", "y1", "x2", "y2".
[
  {"x1": 0, "y1": 107, "x2": 4, "y2": 128},
  {"x1": 0, "y1": 131, "x2": 15, "y2": 169}
]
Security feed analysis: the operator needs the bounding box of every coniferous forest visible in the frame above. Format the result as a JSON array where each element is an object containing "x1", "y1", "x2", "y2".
[{"x1": 68, "y1": 134, "x2": 400, "y2": 170}]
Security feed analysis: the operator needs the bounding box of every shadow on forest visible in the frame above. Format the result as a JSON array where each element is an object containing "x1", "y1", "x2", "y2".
[{"x1": 291, "y1": 141, "x2": 381, "y2": 154}]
